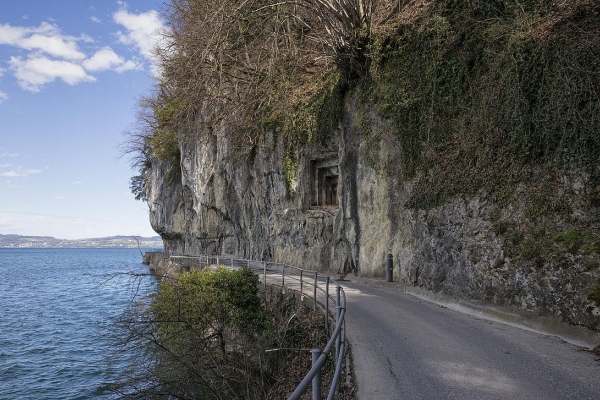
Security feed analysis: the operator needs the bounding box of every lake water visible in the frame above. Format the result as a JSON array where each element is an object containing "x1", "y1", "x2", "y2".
[{"x1": 0, "y1": 248, "x2": 158, "y2": 399}]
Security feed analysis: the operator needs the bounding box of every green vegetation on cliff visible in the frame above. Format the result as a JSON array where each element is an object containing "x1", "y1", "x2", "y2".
[
  {"x1": 345, "y1": 1, "x2": 600, "y2": 330},
  {"x1": 116, "y1": 267, "x2": 342, "y2": 399},
  {"x1": 127, "y1": 1, "x2": 600, "y2": 207},
  {"x1": 355, "y1": 2, "x2": 600, "y2": 325},
  {"x1": 362, "y1": 1, "x2": 600, "y2": 211}
]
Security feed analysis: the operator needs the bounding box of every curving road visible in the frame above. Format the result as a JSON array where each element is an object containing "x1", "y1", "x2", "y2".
[{"x1": 342, "y1": 281, "x2": 600, "y2": 400}]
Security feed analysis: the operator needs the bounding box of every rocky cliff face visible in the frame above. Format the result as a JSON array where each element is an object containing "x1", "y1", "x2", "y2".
[
  {"x1": 147, "y1": 118, "x2": 341, "y2": 273},
  {"x1": 146, "y1": 97, "x2": 600, "y2": 331}
]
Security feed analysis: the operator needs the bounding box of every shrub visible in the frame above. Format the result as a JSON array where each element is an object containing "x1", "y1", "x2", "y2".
[{"x1": 148, "y1": 267, "x2": 271, "y2": 398}]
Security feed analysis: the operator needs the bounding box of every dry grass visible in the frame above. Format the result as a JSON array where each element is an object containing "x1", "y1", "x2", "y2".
[{"x1": 266, "y1": 306, "x2": 354, "y2": 400}]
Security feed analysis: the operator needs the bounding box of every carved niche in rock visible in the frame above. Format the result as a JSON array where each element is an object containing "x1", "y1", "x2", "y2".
[{"x1": 310, "y1": 156, "x2": 339, "y2": 208}]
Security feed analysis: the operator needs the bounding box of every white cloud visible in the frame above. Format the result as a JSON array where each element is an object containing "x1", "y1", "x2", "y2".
[
  {"x1": 0, "y1": 21, "x2": 97, "y2": 91},
  {"x1": 4, "y1": 180, "x2": 17, "y2": 188},
  {"x1": 0, "y1": 164, "x2": 11, "y2": 168},
  {"x1": 0, "y1": 167, "x2": 42, "y2": 177},
  {"x1": 21, "y1": 33, "x2": 85, "y2": 60},
  {"x1": 82, "y1": 46, "x2": 122, "y2": 71},
  {"x1": 113, "y1": 8, "x2": 166, "y2": 76},
  {"x1": 82, "y1": 46, "x2": 139, "y2": 73},
  {"x1": 0, "y1": 152, "x2": 18, "y2": 158},
  {"x1": 79, "y1": 33, "x2": 95, "y2": 44},
  {"x1": 115, "y1": 59, "x2": 140, "y2": 73},
  {"x1": 10, "y1": 55, "x2": 95, "y2": 92},
  {"x1": 0, "y1": 23, "x2": 26, "y2": 45},
  {"x1": 0, "y1": 22, "x2": 85, "y2": 60},
  {"x1": 0, "y1": 7, "x2": 162, "y2": 93}
]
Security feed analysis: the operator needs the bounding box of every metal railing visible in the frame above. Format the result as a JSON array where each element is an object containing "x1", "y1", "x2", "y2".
[{"x1": 167, "y1": 254, "x2": 347, "y2": 400}]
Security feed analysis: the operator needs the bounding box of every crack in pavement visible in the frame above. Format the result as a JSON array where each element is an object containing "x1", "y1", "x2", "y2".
[{"x1": 386, "y1": 353, "x2": 401, "y2": 389}]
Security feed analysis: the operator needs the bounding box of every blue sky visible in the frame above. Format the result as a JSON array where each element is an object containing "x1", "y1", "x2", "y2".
[{"x1": 0, "y1": 0, "x2": 166, "y2": 239}]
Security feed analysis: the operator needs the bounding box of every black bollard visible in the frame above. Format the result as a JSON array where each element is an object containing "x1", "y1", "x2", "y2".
[{"x1": 386, "y1": 253, "x2": 393, "y2": 282}]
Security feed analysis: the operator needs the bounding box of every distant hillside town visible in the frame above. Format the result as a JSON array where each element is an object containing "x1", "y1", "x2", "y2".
[{"x1": 0, "y1": 234, "x2": 163, "y2": 249}]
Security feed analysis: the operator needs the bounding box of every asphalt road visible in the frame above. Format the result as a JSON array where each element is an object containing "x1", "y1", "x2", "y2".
[{"x1": 342, "y1": 281, "x2": 600, "y2": 400}]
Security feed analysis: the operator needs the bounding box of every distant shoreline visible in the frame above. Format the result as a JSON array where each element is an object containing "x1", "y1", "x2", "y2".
[{"x1": 0, "y1": 234, "x2": 163, "y2": 249}]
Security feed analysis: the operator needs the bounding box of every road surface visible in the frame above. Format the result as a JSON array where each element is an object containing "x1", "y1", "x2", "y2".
[{"x1": 342, "y1": 281, "x2": 600, "y2": 400}]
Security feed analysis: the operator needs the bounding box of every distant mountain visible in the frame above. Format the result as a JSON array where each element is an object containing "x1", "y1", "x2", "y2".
[{"x1": 0, "y1": 234, "x2": 163, "y2": 249}]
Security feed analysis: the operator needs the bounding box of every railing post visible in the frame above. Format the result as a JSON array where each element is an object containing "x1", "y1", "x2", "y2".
[
  {"x1": 217, "y1": 255, "x2": 220, "y2": 266},
  {"x1": 282, "y1": 264, "x2": 285, "y2": 287},
  {"x1": 263, "y1": 261, "x2": 267, "y2": 290},
  {"x1": 336, "y1": 285, "x2": 341, "y2": 322},
  {"x1": 231, "y1": 257, "x2": 234, "y2": 268},
  {"x1": 336, "y1": 285, "x2": 341, "y2": 358},
  {"x1": 325, "y1": 277, "x2": 330, "y2": 335},
  {"x1": 314, "y1": 272, "x2": 318, "y2": 310},
  {"x1": 311, "y1": 349, "x2": 322, "y2": 400},
  {"x1": 300, "y1": 269, "x2": 304, "y2": 296}
]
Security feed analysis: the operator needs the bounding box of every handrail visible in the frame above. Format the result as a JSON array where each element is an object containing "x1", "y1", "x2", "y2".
[
  {"x1": 289, "y1": 308, "x2": 346, "y2": 400},
  {"x1": 161, "y1": 253, "x2": 347, "y2": 400}
]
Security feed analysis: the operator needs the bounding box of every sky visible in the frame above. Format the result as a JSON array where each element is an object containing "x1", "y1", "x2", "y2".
[{"x1": 0, "y1": 0, "x2": 167, "y2": 239}]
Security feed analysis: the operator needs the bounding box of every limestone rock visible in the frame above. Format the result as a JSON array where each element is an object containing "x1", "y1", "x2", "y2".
[{"x1": 146, "y1": 97, "x2": 600, "y2": 331}]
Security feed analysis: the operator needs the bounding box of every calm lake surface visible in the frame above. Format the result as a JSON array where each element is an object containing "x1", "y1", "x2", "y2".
[{"x1": 0, "y1": 248, "x2": 158, "y2": 399}]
